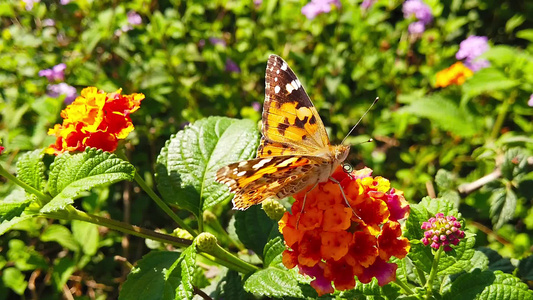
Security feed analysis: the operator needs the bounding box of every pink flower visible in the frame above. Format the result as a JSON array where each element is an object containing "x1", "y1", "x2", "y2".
[
  {"x1": 47, "y1": 83, "x2": 77, "y2": 104},
  {"x1": 361, "y1": 0, "x2": 376, "y2": 10},
  {"x1": 302, "y1": 0, "x2": 341, "y2": 20},
  {"x1": 39, "y1": 63, "x2": 66, "y2": 82},
  {"x1": 456, "y1": 36, "x2": 490, "y2": 71},
  {"x1": 528, "y1": 94, "x2": 533, "y2": 107},
  {"x1": 127, "y1": 11, "x2": 142, "y2": 25},
  {"x1": 403, "y1": 0, "x2": 433, "y2": 24},
  {"x1": 0, "y1": 145, "x2": 4, "y2": 155},
  {"x1": 42, "y1": 19, "x2": 55, "y2": 27},
  {"x1": 225, "y1": 59, "x2": 241, "y2": 73},
  {"x1": 421, "y1": 213, "x2": 465, "y2": 252},
  {"x1": 408, "y1": 21, "x2": 426, "y2": 34}
]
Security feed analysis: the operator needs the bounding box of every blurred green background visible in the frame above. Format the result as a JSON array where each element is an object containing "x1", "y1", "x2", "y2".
[{"x1": 0, "y1": 0, "x2": 532, "y2": 298}]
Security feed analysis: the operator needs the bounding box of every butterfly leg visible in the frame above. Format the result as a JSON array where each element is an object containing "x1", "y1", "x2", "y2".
[
  {"x1": 296, "y1": 181, "x2": 320, "y2": 229},
  {"x1": 328, "y1": 177, "x2": 361, "y2": 220}
]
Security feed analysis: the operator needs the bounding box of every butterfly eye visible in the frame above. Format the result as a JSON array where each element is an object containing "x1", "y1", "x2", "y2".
[{"x1": 342, "y1": 163, "x2": 353, "y2": 173}]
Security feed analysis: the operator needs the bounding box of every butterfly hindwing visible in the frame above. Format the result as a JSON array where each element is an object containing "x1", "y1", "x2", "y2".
[
  {"x1": 215, "y1": 155, "x2": 326, "y2": 209},
  {"x1": 259, "y1": 55, "x2": 330, "y2": 158}
]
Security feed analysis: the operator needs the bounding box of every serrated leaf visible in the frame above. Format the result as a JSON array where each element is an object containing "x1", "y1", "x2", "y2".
[
  {"x1": 398, "y1": 95, "x2": 478, "y2": 137},
  {"x1": 263, "y1": 236, "x2": 285, "y2": 267},
  {"x1": 437, "y1": 237, "x2": 476, "y2": 275},
  {"x1": 517, "y1": 255, "x2": 533, "y2": 281},
  {"x1": 42, "y1": 148, "x2": 135, "y2": 213},
  {"x1": 0, "y1": 215, "x2": 35, "y2": 236},
  {"x1": 166, "y1": 245, "x2": 196, "y2": 300},
  {"x1": 235, "y1": 205, "x2": 275, "y2": 258},
  {"x1": 339, "y1": 277, "x2": 401, "y2": 299},
  {"x1": 155, "y1": 117, "x2": 259, "y2": 216},
  {"x1": 0, "y1": 189, "x2": 32, "y2": 223},
  {"x1": 490, "y1": 188, "x2": 516, "y2": 230},
  {"x1": 244, "y1": 266, "x2": 310, "y2": 298},
  {"x1": 16, "y1": 150, "x2": 46, "y2": 192},
  {"x1": 119, "y1": 251, "x2": 181, "y2": 300},
  {"x1": 435, "y1": 169, "x2": 454, "y2": 190},
  {"x1": 72, "y1": 220, "x2": 99, "y2": 255},
  {"x1": 444, "y1": 270, "x2": 533, "y2": 300},
  {"x1": 40, "y1": 224, "x2": 80, "y2": 252},
  {"x1": 501, "y1": 148, "x2": 528, "y2": 180}
]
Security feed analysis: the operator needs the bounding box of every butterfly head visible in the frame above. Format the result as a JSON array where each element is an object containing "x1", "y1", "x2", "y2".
[{"x1": 332, "y1": 144, "x2": 350, "y2": 163}]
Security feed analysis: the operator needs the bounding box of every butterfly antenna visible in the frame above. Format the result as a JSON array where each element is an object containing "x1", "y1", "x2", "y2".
[{"x1": 341, "y1": 97, "x2": 379, "y2": 145}]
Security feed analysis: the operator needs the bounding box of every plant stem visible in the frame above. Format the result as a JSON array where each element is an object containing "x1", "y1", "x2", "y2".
[
  {"x1": 415, "y1": 265, "x2": 427, "y2": 286},
  {"x1": 393, "y1": 278, "x2": 414, "y2": 295},
  {"x1": 44, "y1": 206, "x2": 192, "y2": 248},
  {"x1": 115, "y1": 151, "x2": 197, "y2": 236},
  {"x1": 490, "y1": 91, "x2": 515, "y2": 140},
  {"x1": 199, "y1": 244, "x2": 259, "y2": 274},
  {"x1": 133, "y1": 171, "x2": 197, "y2": 236},
  {"x1": 0, "y1": 164, "x2": 51, "y2": 206},
  {"x1": 425, "y1": 247, "x2": 443, "y2": 300}
]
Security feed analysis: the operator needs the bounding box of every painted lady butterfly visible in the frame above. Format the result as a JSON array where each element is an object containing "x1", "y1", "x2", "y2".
[{"x1": 216, "y1": 55, "x2": 356, "y2": 210}]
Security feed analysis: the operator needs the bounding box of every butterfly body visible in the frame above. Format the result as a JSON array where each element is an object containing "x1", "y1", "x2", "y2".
[{"x1": 216, "y1": 55, "x2": 350, "y2": 210}]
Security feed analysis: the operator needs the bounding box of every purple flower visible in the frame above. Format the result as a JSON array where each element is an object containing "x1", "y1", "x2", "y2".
[
  {"x1": 408, "y1": 21, "x2": 426, "y2": 34},
  {"x1": 421, "y1": 213, "x2": 465, "y2": 252},
  {"x1": 528, "y1": 94, "x2": 533, "y2": 107},
  {"x1": 209, "y1": 37, "x2": 226, "y2": 47},
  {"x1": 23, "y1": 0, "x2": 40, "y2": 10},
  {"x1": 403, "y1": 0, "x2": 433, "y2": 25},
  {"x1": 47, "y1": 83, "x2": 77, "y2": 104},
  {"x1": 42, "y1": 18, "x2": 55, "y2": 27},
  {"x1": 39, "y1": 63, "x2": 66, "y2": 82},
  {"x1": 361, "y1": 0, "x2": 376, "y2": 10},
  {"x1": 127, "y1": 11, "x2": 142, "y2": 25},
  {"x1": 254, "y1": 0, "x2": 262, "y2": 7},
  {"x1": 302, "y1": 0, "x2": 341, "y2": 20},
  {"x1": 252, "y1": 101, "x2": 261, "y2": 112},
  {"x1": 60, "y1": 0, "x2": 70, "y2": 4},
  {"x1": 225, "y1": 58, "x2": 241, "y2": 73},
  {"x1": 455, "y1": 36, "x2": 490, "y2": 71}
]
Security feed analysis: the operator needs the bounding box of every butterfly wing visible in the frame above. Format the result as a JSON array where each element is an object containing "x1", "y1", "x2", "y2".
[
  {"x1": 257, "y1": 55, "x2": 330, "y2": 157},
  {"x1": 216, "y1": 155, "x2": 327, "y2": 210}
]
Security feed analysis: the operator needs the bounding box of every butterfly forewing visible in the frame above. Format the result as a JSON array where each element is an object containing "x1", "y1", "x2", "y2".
[{"x1": 258, "y1": 55, "x2": 331, "y2": 158}]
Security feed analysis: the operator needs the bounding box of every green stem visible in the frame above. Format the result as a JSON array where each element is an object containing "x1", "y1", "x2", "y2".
[
  {"x1": 115, "y1": 151, "x2": 197, "y2": 236},
  {"x1": 490, "y1": 91, "x2": 516, "y2": 141},
  {"x1": 393, "y1": 278, "x2": 415, "y2": 295},
  {"x1": 44, "y1": 206, "x2": 192, "y2": 248},
  {"x1": 0, "y1": 164, "x2": 51, "y2": 206},
  {"x1": 425, "y1": 247, "x2": 443, "y2": 300},
  {"x1": 415, "y1": 265, "x2": 427, "y2": 286},
  {"x1": 199, "y1": 244, "x2": 259, "y2": 274}
]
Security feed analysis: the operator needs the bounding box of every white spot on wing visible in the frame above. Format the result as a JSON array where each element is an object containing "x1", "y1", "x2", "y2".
[
  {"x1": 237, "y1": 171, "x2": 247, "y2": 177},
  {"x1": 274, "y1": 86, "x2": 280, "y2": 93},
  {"x1": 274, "y1": 77, "x2": 278, "y2": 82},
  {"x1": 286, "y1": 83, "x2": 294, "y2": 94},
  {"x1": 276, "y1": 69, "x2": 280, "y2": 74},
  {"x1": 252, "y1": 158, "x2": 272, "y2": 170},
  {"x1": 290, "y1": 80, "x2": 298, "y2": 90},
  {"x1": 238, "y1": 161, "x2": 248, "y2": 167},
  {"x1": 281, "y1": 62, "x2": 288, "y2": 71},
  {"x1": 296, "y1": 79, "x2": 302, "y2": 87}
]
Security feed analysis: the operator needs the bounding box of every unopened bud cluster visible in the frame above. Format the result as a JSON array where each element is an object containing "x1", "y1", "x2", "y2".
[{"x1": 421, "y1": 213, "x2": 464, "y2": 252}]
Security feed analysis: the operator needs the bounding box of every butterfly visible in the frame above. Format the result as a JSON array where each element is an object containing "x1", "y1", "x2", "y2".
[{"x1": 215, "y1": 54, "x2": 353, "y2": 211}]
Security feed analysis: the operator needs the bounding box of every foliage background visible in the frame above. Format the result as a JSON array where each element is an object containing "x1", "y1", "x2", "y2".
[{"x1": 0, "y1": 0, "x2": 532, "y2": 298}]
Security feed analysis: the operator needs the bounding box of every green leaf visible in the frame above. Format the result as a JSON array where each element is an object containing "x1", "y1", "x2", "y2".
[
  {"x1": 52, "y1": 257, "x2": 76, "y2": 292},
  {"x1": 263, "y1": 236, "x2": 285, "y2": 267},
  {"x1": 490, "y1": 188, "x2": 517, "y2": 230},
  {"x1": 166, "y1": 245, "x2": 196, "y2": 300},
  {"x1": 40, "y1": 224, "x2": 80, "y2": 252},
  {"x1": 243, "y1": 264, "x2": 311, "y2": 298},
  {"x1": 398, "y1": 95, "x2": 479, "y2": 137},
  {"x1": 2, "y1": 268, "x2": 27, "y2": 295},
  {"x1": 216, "y1": 270, "x2": 248, "y2": 300},
  {"x1": 7, "y1": 239, "x2": 47, "y2": 271},
  {"x1": 435, "y1": 169, "x2": 455, "y2": 190},
  {"x1": 501, "y1": 148, "x2": 528, "y2": 180},
  {"x1": 16, "y1": 149, "x2": 45, "y2": 192},
  {"x1": 43, "y1": 148, "x2": 135, "y2": 213},
  {"x1": 235, "y1": 205, "x2": 275, "y2": 258},
  {"x1": 477, "y1": 247, "x2": 514, "y2": 274},
  {"x1": 339, "y1": 277, "x2": 401, "y2": 299},
  {"x1": 155, "y1": 117, "x2": 259, "y2": 216},
  {"x1": 517, "y1": 29, "x2": 533, "y2": 42},
  {"x1": 0, "y1": 215, "x2": 35, "y2": 236},
  {"x1": 517, "y1": 255, "x2": 533, "y2": 281},
  {"x1": 0, "y1": 189, "x2": 32, "y2": 223},
  {"x1": 505, "y1": 14, "x2": 525, "y2": 33},
  {"x1": 119, "y1": 251, "x2": 181, "y2": 300},
  {"x1": 462, "y1": 68, "x2": 520, "y2": 98},
  {"x1": 437, "y1": 236, "x2": 476, "y2": 275},
  {"x1": 72, "y1": 220, "x2": 99, "y2": 255},
  {"x1": 443, "y1": 270, "x2": 533, "y2": 300}
]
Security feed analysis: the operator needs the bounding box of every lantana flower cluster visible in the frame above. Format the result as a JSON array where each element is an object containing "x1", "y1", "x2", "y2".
[
  {"x1": 435, "y1": 62, "x2": 474, "y2": 88},
  {"x1": 279, "y1": 167, "x2": 410, "y2": 296},
  {"x1": 47, "y1": 87, "x2": 144, "y2": 154},
  {"x1": 301, "y1": 0, "x2": 341, "y2": 20},
  {"x1": 402, "y1": 0, "x2": 433, "y2": 34},
  {"x1": 38, "y1": 63, "x2": 77, "y2": 103},
  {"x1": 421, "y1": 213, "x2": 464, "y2": 252}
]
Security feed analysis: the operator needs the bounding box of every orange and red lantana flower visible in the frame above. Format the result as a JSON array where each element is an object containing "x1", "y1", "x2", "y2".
[
  {"x1": 279, "y1": 167, "x2": 410, "y2": 296},
  {"x1": 435, "y1": 62, "x2": 473, "y2": 88},
  {"x1": 47, "y1": 87, "x2": 144, "y2": 154}
]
